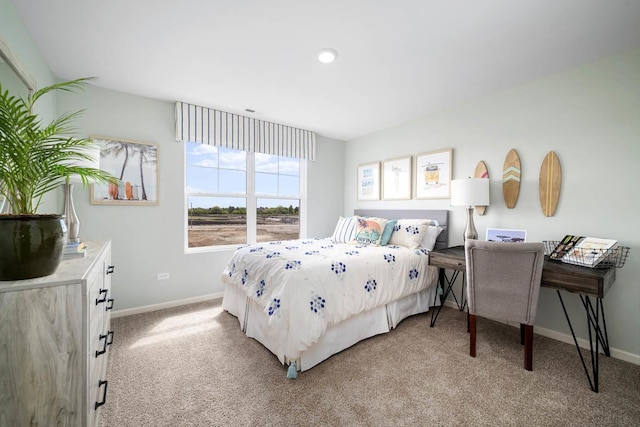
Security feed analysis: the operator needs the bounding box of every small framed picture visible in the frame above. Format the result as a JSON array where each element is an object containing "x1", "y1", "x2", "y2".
[
  {"x1": 357, "y1": 162, "x2": 381, "y2": 201},
  {"x1": 486, "y1": 228, "x2": 527, "y2": 243},
  {"x1": 90, "y1": 136, "x2": 159, "y2": 205},
  {"x1": 415, "y1": 148, "x2": 453, "y2": 199},
  {"x1": 382, "y1": 156, "x2": 412, "y2": 200}
]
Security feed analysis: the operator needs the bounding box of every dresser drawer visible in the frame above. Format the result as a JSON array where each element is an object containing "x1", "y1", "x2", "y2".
[
  {"x1": 0, "y1": 241, "x2": 112, "y2": 427},
  {"x1": 87, "y1": 243, "x2": 113, "y2": 427}
]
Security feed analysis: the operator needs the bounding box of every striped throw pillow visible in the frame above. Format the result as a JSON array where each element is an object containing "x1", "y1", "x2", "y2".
[{"x1": 331, "y1": 216, "x2": 358, "y2": 243}]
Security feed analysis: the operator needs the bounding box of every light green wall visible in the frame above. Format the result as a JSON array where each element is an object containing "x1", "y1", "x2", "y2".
[
  {"x1": 3, "y1": 0, "x2": 636, "y2": 359},
  {"x1": 56, "y1": 85, "x2": 344, "y2": 310},
  {"x1": 1, "y1": 0, "x2": 57, "y2": 212},
  {"x1": 1, "y1": 0, "x2": 345, "y2": 312},
  {"x1": 0, "y1": 0, "x2": 54, "y2": 90},
  {"x1": 345, "y1": 49, "x2": 640, "y2": 359}
]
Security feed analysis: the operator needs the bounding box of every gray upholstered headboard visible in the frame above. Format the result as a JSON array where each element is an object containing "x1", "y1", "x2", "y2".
[{"x1": 353, "y1": 209, "x2": 449, "y2": 250}]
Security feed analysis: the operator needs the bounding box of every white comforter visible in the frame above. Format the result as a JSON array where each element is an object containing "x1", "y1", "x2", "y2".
[{"x1": 221, "y1": 238, "x2": 437, "y2": 360}]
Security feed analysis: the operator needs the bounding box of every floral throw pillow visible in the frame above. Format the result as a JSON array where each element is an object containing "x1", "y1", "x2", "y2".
[{"x1": 388, "y1": 219, "x2": 430, "y2": 249}]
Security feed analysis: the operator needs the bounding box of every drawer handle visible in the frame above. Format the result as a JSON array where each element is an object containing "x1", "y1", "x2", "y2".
[
  {"x1": 95, "y1": 380, "x2": 108, "y2": 410},
  {"x1": 106, "y1": 298, "x2": 114, "y2": 311},
  {"x1": 95, "y1": 289, "x2": 108, "y2": 305},
  {"x1": 106, "y1": 265, "x2": 115, "y2": 275},
  {"x1": 96, "y1": 333, "x2": 109, "y2": 357},
  {"x1": 96, "y1": 331, "x2": 115, "y2": 357}
]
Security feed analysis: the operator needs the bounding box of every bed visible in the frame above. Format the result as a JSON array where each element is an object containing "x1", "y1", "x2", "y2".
[{"x1": 221, "y1": 209, "x2": 448, "y2": 377}]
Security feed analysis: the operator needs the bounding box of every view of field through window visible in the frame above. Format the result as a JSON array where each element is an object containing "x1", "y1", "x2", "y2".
[
  {"x1": 187, "y1": 203, "x2": 300, "y2": 247},
  {"x1": 186, "y1": 142, "x2": 301, "y2": 248}
]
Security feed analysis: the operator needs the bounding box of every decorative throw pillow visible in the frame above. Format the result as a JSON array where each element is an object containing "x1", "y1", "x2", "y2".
[
  {"x1": 421, "y1": 225, "x2": 444, "y2": 250},
  {"x1": 380, "y1": 219, "x2": 397, "y2": 246},
  {"x1": 353, "y1": 217, "x2": 388, "y2": 245},
  {"x1": 388, "y1": 219, "x2": 430, "y2": 249},
  {"x1": 331, "y1": 216, "x2": 358, "y2": 243}
]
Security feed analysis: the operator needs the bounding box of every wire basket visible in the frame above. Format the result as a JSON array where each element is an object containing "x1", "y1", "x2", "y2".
[{"x1": 544, "y1": 241, "x2": 630, "y2": 269}]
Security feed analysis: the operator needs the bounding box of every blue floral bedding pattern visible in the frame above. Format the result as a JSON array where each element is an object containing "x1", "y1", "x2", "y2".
[{"x1": 221, "y1": 238, "x2": 437, "y2": 360}]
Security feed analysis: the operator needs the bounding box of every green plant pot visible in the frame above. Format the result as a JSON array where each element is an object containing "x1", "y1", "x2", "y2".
[{"x1": 0, "y1": 214, "x2": 67, "y2": 281}]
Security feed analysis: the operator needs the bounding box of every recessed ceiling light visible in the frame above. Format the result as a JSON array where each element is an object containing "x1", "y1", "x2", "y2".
[{"x1": 317, "y1": 48, "x2": 338, "y2": 64}]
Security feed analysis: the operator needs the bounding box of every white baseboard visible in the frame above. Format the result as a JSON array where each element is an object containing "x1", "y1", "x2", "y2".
[
  {"x1": 110, "y1": 292, "x2": 224, "y2": 318},
  {"x1": 442, "y1": 300, "x2": 640, "y2": 365},
  {"x1": 533, "y1": 324, "x2": 640, "y2": 365}
]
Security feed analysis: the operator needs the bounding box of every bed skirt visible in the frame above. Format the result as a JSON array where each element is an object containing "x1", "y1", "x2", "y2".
[{"x1": 222, "y1": 283, "x2": 438, "y2": 373}]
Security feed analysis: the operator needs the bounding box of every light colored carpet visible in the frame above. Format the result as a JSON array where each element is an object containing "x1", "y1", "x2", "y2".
[{"x1": 101, "y1": 299, "x2": 640, "y2": 426}]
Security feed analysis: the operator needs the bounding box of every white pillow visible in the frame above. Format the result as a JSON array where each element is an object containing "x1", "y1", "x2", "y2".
[
  {"x1": 421, "y1": 225, "x2": 444, "y2": 250},
  {"x1": 388, "y1": 219, "x2": 430, "y2": 249},
  {"x1": 331, "y1": 216, "x2": 358, "y2": 243}
]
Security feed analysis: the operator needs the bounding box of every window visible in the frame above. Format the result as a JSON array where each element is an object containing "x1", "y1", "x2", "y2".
[{"x1": 185, "y1": 142, "x2": 304, "y2": 249}]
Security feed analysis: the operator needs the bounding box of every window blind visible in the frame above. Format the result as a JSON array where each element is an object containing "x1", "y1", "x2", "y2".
[{"x1": 175, "y1": 102, "x2": 316, "y2": 160}]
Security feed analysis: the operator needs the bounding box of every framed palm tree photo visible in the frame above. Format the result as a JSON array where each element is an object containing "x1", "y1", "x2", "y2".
[{"x1": 90, "y1": 136, "x2": 159, "y2": 205}]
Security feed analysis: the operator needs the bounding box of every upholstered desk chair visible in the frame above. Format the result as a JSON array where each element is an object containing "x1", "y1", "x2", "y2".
[{"x1": 464, "y1": 240, "x2": 545, "y2": 371}]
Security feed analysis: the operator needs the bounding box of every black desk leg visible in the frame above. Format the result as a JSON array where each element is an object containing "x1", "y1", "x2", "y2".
[
  {"x1": 556, "y1": 291, "x2": 610, "y2": 393},
  {"x1": 430, "y1": 268, "x2": 460, "y2": 327},
  {"x1": 583, "y1": 296, "x2": 610, "y2": 356}
]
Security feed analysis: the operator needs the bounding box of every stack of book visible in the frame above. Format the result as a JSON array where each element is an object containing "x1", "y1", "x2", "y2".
[{"x1": 63, "y1": 241, "x2": 87, "y2": 259}]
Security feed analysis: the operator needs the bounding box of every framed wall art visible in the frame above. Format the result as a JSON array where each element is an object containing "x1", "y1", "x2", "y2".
[
  {"x1": 90, "y1": 136, "x2": 159, "y2": 205},
  {"x1": 382, "y1": 156, "x2": 412, "y2": 200},
  {"x1": 415, "y1": 148, "x2": 452, "y2": 199},
  {"x1": 486, "y1": 228, "x2": 527, "y2": 243},
  {"x1": 357, "y1": 162, "x2": 380, "y2": 201}
]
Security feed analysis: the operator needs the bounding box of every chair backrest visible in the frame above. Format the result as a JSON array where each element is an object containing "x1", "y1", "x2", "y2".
[{"x1": 465, "y1": 240, "x2": 545, "y2": 325}]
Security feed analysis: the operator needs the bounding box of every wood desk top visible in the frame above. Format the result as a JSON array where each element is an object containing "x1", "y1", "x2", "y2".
[{"x1": 428, "y1": 245, "x2": 616, "y2": 299}]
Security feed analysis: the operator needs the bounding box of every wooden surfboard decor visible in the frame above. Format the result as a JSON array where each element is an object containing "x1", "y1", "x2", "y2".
[
  {"x1": 473, "y1": 161, "x2": 489, "y2": 216},
  {"x1": 539, "y1": 151, "x2": 561, "y2": 217},
  {"x1": 502, "y1": 149, "x2": 521, "y2": 209}
]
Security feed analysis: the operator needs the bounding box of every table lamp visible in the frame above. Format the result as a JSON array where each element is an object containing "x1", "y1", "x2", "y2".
[
  {"x1": 61, "y1": 145, "x2": 101, "y2": 244},
  {"x1": 450, "y1": 178, "x2": 490, "y2": 242}
]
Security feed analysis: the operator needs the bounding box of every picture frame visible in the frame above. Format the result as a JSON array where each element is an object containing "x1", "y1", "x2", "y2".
[
  {"x1": 90, "y1": 136, "x2": 159, "y2": 205},
  {"x1": 486, "y1": 228, "x2": 527, "y2": 243},
  {"x1": 382, "y1": 156, "x2": 412, "y2": 200},
  {"x1": 415, "y1": 148, "x2": 453, "y2": 199},
  {"x1": 357, "y1": 162, "x2": 380, "y2": 201}
]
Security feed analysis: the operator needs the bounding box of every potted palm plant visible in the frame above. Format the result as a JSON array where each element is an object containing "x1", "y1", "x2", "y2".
[{"x1": 0, "y1": 78, "x2": 114, "y2": 280}]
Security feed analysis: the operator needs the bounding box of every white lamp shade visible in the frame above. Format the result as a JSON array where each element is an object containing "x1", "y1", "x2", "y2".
[
  {"x1": 62, "y1": 145, "x2": 101, "y2": 183},
  {"x1": 450, "y1": 178, "x2": 490, "y2": 207}
]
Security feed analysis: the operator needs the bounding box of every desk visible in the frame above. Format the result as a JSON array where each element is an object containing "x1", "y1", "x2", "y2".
[{"x1": 428, "y1": 245, "x2": 616, "y2": 393}]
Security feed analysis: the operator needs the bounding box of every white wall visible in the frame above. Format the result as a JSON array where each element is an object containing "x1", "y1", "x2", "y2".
[
  {"x1": 345, "y1": 49, "x2": 640, "y2": 358},
  {"x1": 57, "y1": 85, "x2": 344, "y2": 311}
]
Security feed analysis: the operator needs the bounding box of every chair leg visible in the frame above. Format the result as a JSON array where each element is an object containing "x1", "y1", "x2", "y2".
[
  {"x1": 524, "y1": 324, "x2": 533, "y2": 371},
  {"x1": 469, "y1": 314, "x2": 476, "y2": 358},
  {"x1": 520, "y1": 323, "x2": 525, "y2": 345}
]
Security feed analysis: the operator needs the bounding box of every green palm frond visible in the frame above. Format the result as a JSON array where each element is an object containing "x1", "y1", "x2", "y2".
[{"x1": 0, "y1": 78, "x2": 116, "y2": 214}]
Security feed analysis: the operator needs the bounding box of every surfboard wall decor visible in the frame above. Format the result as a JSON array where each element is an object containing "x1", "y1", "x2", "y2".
[
  {"x1": 539, "y1": 150, "x2": 561, "y2": 217},
  {"x1": 473, "y1": 160, "x2": 489, "y2": 215},
  {"x1": 502, "y1": 149, "x2": 521, "y2": 209}
]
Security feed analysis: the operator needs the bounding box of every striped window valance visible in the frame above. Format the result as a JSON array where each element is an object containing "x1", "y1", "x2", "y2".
[{"x1": 175, "y1": 102, "x2": 316, "y2": 160}]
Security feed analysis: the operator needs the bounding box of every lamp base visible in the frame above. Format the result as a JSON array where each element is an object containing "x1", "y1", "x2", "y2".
[
  {"x1": 62, "y1": 183, "x2": 81, "y2": 244},
  {"x1": 463, "y1": 206, "x2": 478, "y2": 242}
]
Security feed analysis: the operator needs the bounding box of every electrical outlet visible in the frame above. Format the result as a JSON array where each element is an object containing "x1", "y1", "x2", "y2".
[{"x1": 157, "y1": 272, "x2": 170, "y2": 280}]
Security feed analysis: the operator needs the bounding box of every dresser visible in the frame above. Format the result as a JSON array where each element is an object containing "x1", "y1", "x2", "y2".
[{"x1": 0, "y1": 240, "x2": 114, "y2": 426}]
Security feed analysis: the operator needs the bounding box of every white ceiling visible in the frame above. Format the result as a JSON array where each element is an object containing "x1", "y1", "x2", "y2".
[{"x1": 10, "y1": 0, "x2": 640, "y2": 141}]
